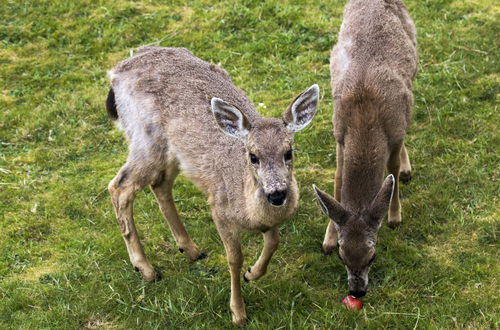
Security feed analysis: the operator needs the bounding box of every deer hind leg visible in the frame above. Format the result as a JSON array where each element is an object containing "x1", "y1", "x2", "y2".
[
  {"x1": 109, "y1": 164, "x2": 158, "y2": 281},
  {"x1": 244, "y1": 226, "x2": 279, "y2": 282},
  {"x1": 399, "y1": 142, "x2": 412, "y2": 184},
  {"x1": 322, "y1": 142, "x2": 343, "y2": 254},
  {"x1": 150, "y1": 162, "x2": 205, "y2": 261},
  {"x1": 387, "y1": 144, "x2": 402, "y2": 227}
]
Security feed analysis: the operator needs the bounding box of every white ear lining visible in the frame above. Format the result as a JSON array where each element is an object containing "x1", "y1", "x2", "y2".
[
  {"x1": 312, "y1": 184, "x2": 329, "y2": 217},
  {"x1": 287, "y1": 84, "x2": 319, "y2": 132},
  {"x1": 211, "y1": 98, "x2": 249, "y2": 138},
  {"x1": 221, "y1": 107, "x2": 249, "y2": 138},
  {"x1": 210, "y1": 97, "x2": 223, "y2": 110}
]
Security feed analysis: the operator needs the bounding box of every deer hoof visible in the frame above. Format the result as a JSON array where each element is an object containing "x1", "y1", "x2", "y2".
[
  {"x1": 388, "y1": 220, "x2": 401, "y2": 229},
  {"x1": 243, "y1": 267, "x2": 251, "y2": 282},
  {"x1": 321, "y1": 244, "x2": 335, "y2": 255},
  {"x1": 232, "y1": 316, "x2": 246, "y2": 327},
  {"x1": 154, "y1": 271, "x2": 163, "y2": 282},
  {"x1": 231, "y1": 310, "x2": 247, "y2": 327},
  {"x1": 195, "y1": 252, "x2": 207, "y2": 261},
  {"x1": 399, "y1": 171, "x2": 412, "y2": 184},
  {"x1": 134, "y1": 266, "x2": 157, "y2": 282}
]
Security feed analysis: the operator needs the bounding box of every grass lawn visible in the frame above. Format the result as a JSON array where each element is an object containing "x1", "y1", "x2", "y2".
[{"x1": 0, "y1": 0, "x2": 498, "y2": 328}]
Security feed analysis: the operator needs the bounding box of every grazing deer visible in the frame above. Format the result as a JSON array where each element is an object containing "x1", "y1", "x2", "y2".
[
  {"x1": 313, "y1": 0, "x2": 417, "y2": 298},
  {"x1": 106, "y1": 46, "x2": 319, "y2": 326}
]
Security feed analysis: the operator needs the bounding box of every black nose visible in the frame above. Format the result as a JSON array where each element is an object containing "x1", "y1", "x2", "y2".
[
  {"x1": 349, "y1": 290, "x2": 366, "y2": 298},
  {"x1": 267, "y1": 190, "x2": 287, "y2": 206}
]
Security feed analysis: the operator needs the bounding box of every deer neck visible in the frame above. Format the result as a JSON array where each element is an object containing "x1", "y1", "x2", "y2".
[{"x1": 341, "y1": 141, "x2": 388, "y2": 211}]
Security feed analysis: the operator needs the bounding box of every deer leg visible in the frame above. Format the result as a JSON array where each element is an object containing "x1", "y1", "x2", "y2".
[
  {"x1": 109, "y1": 165, "x2": 157, "y2": 281},
  {"x1": 387, "y1": 144, "x2": 402, "y2": 227},
  {"x1": 322, "y1": 222, "x2": 337, "y2": 255},
  {"x1": 151, "y1": 166, "x2": 204, "y2": 261},
  {"x1": 399, "y1": 142, "x2": 412, "y2": 184},
  {"x1": 217, "y1": 227, "x2": 246, "y2": 326},
  {"x1": 244, "y1": 227, "x2": 279, "y2": 282},
  {"x1": 322, "y1": 143, "x2": 343, "y2": 254}
]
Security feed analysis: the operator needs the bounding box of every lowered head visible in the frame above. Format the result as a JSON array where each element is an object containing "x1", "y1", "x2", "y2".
[{"x1": 313, "y1": 175, "x2": 395, "y2": 295}]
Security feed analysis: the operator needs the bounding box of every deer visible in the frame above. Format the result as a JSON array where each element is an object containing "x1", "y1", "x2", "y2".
[
  {"x1": 105, "y1": 46, "x2": 319, "y2": 326},
  {"x1": 313, "y1": 0, "x2": 417, "y2": 298}
]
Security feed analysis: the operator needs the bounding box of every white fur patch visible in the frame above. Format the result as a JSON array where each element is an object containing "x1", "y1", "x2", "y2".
[
  {"x1": 107, "y1": 69, "x2": 117, "y2": 82},
  {"x1": 112, "y1": 75, "x2": 158, "y2": 152},
  {"x1": 337, "y1": 37, "x2": 352, "y2": 76}
]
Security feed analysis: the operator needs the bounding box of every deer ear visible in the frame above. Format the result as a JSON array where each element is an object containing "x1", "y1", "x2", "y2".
[
  {"x1": 283, "y1": 84, "x2": 319, "y2": 132},
  {"x1": 211, "y1": 98, "x2": 251, "y2": 139},
  {"x1": 313, "y1": 184, "x2": 349, "y2": 226},
  {"x1": 369, "y1": 175, "x2": 395, "y2": 227}
]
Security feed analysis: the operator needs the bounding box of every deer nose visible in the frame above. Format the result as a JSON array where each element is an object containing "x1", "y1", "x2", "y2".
[
  {"x1": 349, "y1": 290, "x2": 366, "y2": 298},
  {"x1": 267, "y1": 190, "x2": 287, "y2": 206}
]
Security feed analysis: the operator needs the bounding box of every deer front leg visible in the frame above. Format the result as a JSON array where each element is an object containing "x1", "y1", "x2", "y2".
[
  {"x1": 387, "y1": 144, "x2": 402, "y2": 227},
  {"x1": 219, "y1": 230, "x2": 246, "y2": 326},
  {"x1": 322, "y1": 221, "x2": 337, "y2": 255},
  {"x1": 322, "y1": 142, "x2": 343, "y2": 254},
  {"x1": 244, "y1": 227, "x2": 279, "y2": 282},
  {"x1": 109, "y1": 166, "x2": 157, "y2": 281}
]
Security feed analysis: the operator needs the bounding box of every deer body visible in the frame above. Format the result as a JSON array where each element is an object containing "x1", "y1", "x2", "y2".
[
  {"x1": 107, "y1": 47, "x2": 318, "y2": 326},
  {"x1": 314, "y1": 0, "x2": 417, "y2": 297}
]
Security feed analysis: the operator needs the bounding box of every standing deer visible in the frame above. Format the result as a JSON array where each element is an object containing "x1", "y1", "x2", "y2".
[
  {"x1": 106, "y1": 46, "x2": 319, "y2": 326},
  {"x1": 313, "y1": 0, "x2": 417, "y2": 298}
]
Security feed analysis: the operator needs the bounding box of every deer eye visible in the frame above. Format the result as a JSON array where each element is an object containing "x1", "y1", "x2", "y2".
[
  {"x1": 249, "y1": 153, "x2": 259, "y2": 164},
  {"x1": 284, "y1": 149, "x2": 293, "y2": 162}
]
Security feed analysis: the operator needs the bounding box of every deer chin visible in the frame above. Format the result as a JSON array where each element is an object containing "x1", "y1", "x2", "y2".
[{"x1": 245, "y1": 184, "x2": 298, "y2": 227}]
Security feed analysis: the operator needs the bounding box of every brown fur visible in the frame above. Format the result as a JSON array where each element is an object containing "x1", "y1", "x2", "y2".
[
  {"x1": 315, "y1": 0, "x2": 417, "y2": 297},
  {"x1": 106, "y1": 46, "x2": 318, "y2": 326}
]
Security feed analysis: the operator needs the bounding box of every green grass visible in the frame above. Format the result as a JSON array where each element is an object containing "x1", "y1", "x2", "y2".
[{"x1": 0, "y1": 0, "x2": 498, "y2": 328}]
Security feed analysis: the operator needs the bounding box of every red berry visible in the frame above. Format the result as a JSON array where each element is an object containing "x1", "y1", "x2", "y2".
[{"x1": 342, "y1": 295, "x2": 363, "y2": 310}]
